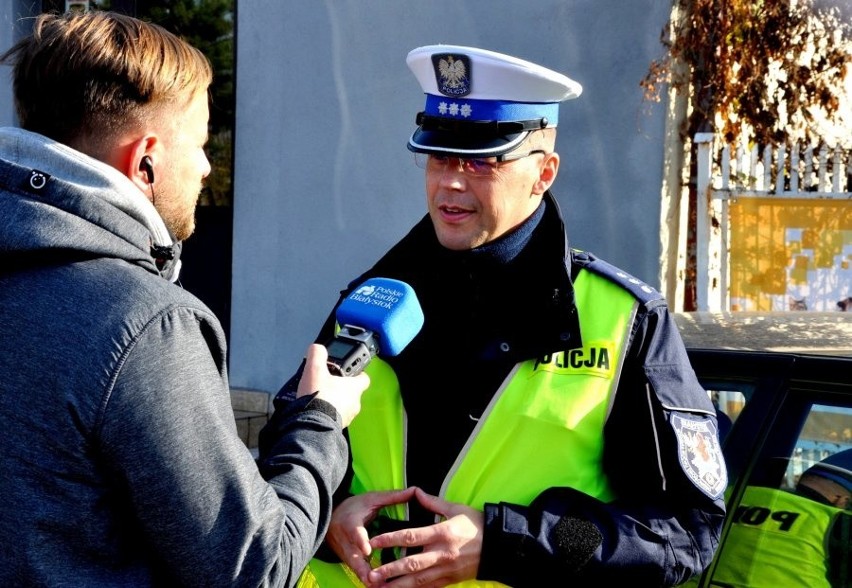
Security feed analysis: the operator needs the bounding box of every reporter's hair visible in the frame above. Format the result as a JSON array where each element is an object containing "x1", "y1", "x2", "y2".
[{"x1": 0, "y1": 10, "x2": 212, "y2": 150}]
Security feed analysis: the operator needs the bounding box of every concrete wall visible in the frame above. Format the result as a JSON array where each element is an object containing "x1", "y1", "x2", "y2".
[
  {"x1": 2, "y1": 2, "x2": 847, "y2": 399},
  {"x1": 0, "y1": 1, "x2": 36, "y2": 127},
  {"x1": 230, "y1": 0, "x2": 673, "y2": 394}
]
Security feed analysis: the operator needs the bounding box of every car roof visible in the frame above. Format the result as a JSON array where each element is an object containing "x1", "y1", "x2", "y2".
[{"x1": 674, "y1": 311, "x2": 852, "y2": 358}]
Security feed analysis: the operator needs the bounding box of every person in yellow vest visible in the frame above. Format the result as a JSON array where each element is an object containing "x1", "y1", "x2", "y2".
[
  {"x1": 709, "y1": 448, "x2": 852, "y2": 587},
  {"x1": 260, "y1": 45, "x2": 727, "y2": 587}
]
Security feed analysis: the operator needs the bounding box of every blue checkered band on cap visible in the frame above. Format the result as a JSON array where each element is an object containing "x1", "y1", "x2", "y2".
[
  {"x1": 423, "y1": 95, "x2": 560, "y2": 124},
  {"x1": 406, "y1": 44, "x2": 581, "y2": 157}
]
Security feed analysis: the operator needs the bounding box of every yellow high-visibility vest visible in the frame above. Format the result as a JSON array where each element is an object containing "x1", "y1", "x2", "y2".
[
  {"x1": 709, "y1": 485, "x2": 841, "y2": 588},
  {"x1": 298, "y1": 269, "x2": 637, "y2": 588}
]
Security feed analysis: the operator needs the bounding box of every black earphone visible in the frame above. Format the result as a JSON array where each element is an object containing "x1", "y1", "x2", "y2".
[{"x1": 140, "y1": 156, "x2": 155, "y2": 184}]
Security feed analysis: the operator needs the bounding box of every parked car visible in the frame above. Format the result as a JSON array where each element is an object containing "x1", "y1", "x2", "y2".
[{"x1": 675, "y1": 311, "x2": 852, "y2": 587}]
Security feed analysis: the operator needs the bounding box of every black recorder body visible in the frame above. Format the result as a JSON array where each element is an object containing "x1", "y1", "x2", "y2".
[{"x1": 325, "y1": 325, "x2": 380, "y2": 376}]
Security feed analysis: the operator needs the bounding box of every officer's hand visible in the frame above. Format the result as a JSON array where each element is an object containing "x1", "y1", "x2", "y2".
[
  {"x1": 326, "y1": 488, "x2": 418, "y2": 584},
  {"x1": 366, "y1": 487, "x2": 484, "y2": 588},
  {"x1": 297, "y1": 343, "x2": 369, "y2": 427}
]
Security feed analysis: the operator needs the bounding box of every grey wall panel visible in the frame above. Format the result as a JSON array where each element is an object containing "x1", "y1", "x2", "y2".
[
  {"x1": 231, "y1": 0, "x2": 671, "y2": 393},
  {"x1": 0, "y1": 1, "x2": 38, "y2": 127}
]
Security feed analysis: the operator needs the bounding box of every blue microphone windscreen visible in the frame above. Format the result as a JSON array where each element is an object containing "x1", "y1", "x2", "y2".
[{"x1": 335, "y1": 277, "x2": 424, "y2": 356}]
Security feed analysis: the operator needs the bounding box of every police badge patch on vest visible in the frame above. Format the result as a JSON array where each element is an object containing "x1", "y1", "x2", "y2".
[
  {"x1": 672, "y1": 414, "x2": 727, "y2": 499},
  {"x1": 532, "y1": 341, "x2": 616, "y2": 378}
]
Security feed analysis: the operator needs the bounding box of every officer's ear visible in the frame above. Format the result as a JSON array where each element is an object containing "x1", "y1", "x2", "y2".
[{"x1": 532, "y1": 152, "x2": 559, "y2": 195}]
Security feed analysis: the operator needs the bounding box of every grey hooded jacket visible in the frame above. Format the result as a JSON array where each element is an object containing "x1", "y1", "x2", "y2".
[{"x1": 0, "y1": 127, "x2": 345, "y2": 587}]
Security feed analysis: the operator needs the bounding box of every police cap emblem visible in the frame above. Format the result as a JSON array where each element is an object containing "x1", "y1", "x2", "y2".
[{"x1": 432, "y1": 53, "x2": 471, "y2": 97}]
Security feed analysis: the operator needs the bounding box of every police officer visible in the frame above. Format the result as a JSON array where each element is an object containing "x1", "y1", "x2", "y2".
[
  {"x1": 261, "y1": 44, "x2": 727, "y2": 587},
  {"x1": 710, "y1": 448, "x2": 852, "y2": 588}
]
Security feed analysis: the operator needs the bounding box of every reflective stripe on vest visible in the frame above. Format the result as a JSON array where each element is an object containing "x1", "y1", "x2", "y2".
[
  {"x1": 709, "y1": 485, "x2": 839, "y2": 588},
  {"x1": 298, "y1": 269, "x2": 637, "y2": 587}
]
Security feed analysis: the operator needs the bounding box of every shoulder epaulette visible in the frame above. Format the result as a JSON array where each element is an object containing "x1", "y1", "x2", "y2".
[{"x1": 571, "y1": 249, "x2": 664, "y2": 304}]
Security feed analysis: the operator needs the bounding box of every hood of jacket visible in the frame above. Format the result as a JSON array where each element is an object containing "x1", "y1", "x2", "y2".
[{"x1": 0, "y1": 127, "x2": 181, "y2": 281}]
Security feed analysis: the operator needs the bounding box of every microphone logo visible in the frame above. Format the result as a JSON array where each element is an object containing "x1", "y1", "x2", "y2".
[
  {"x1": 326, "y1": 277, "x2": 424, "y2": 376},
  {"x1": 349, "y1": 285, "x2": 403, "y2": 310}
]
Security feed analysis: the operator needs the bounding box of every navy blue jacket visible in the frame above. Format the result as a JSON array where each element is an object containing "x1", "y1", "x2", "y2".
[{"x1": 296, "y1": 191, "x2": 726, "y2": 586}]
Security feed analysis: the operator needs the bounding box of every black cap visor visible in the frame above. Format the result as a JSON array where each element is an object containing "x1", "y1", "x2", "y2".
[
  {"x1": 406, "y1": 113, "x2": 549, "y2": 157},
  {"x1": 408, "y1": 128, "x2": 529, "y2": 157}
]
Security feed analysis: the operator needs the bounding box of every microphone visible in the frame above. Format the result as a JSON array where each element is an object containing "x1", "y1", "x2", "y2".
[{"x1": 325, "y1": 277, "x2": 424, "y2": 376}]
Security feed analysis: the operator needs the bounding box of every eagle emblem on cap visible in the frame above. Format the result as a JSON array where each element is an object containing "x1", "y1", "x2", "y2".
[{"x1": 433, "y1": 54, "x2": 471, "y2": 97}]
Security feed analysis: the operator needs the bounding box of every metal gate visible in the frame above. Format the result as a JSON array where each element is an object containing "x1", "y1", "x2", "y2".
[{"x1": 695, "y1": 132, "x2": 852, "y2": 312}]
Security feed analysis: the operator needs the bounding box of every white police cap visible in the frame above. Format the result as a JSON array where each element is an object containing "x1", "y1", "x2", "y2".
[{"x1": 406, "y1": 44, "x2": 582, "y2": 157}]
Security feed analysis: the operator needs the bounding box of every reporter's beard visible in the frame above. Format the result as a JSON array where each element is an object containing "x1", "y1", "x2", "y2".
[
  {"x1": 166, "y1": 213, "x2": 196, "y2": 242},
  {"x1": 152, "y1": 183, "x2": 201, "y2": 242}
]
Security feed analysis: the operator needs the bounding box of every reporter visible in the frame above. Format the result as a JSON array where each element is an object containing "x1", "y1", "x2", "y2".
[{"x1": 0, "y1": 11, "x2": 366, "y2": 586}]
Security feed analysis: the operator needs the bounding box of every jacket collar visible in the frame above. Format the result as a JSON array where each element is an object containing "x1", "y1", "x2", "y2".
[{"x1": 359, "y1": 190, "x2": 582, "y2": 359}]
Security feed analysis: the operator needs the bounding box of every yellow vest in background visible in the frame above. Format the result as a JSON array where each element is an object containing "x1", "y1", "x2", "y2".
[{"x1": 709, "y1": 485, "x2": 840, "y2": 588}]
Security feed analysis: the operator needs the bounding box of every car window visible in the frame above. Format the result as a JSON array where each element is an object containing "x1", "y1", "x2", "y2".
[
  {"x1": 702, "y1": 383, "x2": 749, "y2": 444},
  {"x1": 783, "y1": 405, "x2": 852, "y2": 490},
  {"x1": 707, "y1": 399, "x2": 852, "y2": 588}
]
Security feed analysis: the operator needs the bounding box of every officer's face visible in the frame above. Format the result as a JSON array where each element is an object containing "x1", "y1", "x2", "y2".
[{"x1": 424, "y1": 148, "x2": 558, "y2": 251}]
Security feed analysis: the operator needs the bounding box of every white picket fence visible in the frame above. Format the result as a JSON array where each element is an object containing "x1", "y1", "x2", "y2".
[{"x1": 695, "y1": 132, "x2": 852, "y2": 311}]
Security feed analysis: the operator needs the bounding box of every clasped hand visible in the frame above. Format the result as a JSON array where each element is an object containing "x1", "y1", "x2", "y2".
[{"x1": 326, "y1": 486, "x2": 484, "y2": 587}]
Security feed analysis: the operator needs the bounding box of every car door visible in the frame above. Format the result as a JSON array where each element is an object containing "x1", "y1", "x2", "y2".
[{"x1": 686, "y1": 350, "x2": 852, "y2": 588}]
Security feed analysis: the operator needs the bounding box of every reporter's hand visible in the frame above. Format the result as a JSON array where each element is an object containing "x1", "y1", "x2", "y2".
[{"x1": 297, "y1": 343, "x2": 369, "y2": 427}]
